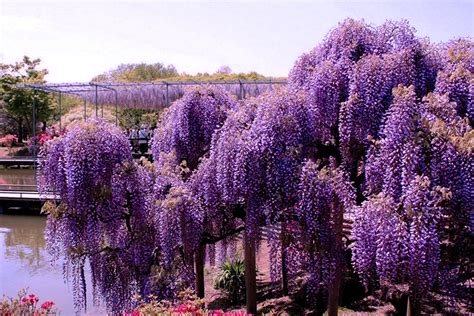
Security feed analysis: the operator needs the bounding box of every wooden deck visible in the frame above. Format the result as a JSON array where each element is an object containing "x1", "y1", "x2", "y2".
[
  {"x1": 0, "y1": 154, "x2": 152, "y2": 167},
  {"x1": 0, "y1": 190, "x2": 57, "y2": 201},
  {"x1": 0, "y1": 157, "x2": 38, "y2": 166},
  {"x1": 0, "y1": 183, "x2": 56, "y2": 203}
]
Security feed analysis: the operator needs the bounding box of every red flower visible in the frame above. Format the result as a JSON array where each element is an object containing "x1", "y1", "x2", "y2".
[
  {"x1": 21, "y1": 297, "x2": 28, "y2": 304},
  {"x1": 41, "y1": 300, "x2": 55, "y2": 310},
  {"x1": 174, "y1": 303, "x2": 193, "y2": 313}
]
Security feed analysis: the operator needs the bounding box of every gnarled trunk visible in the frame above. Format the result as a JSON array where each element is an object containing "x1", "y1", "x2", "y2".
[
  {"x1": 327, "y1": 203, "x2": 344, "y2": 316},
  {"x1": 244, "y1": 229, "x2": 257, "y2": 315},
  {"x1": 195, "y1": 243, "x2": 206, "y2": 298},
  {"x1": 17, "y1": 118, "x2": 23, "y2": 143},
  {"x1": 281, "y1": 222, "x2": 289, "y2": 296}
]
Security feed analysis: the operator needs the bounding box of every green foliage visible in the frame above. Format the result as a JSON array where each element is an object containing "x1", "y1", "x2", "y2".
[
  {"x1": 92, "y1": 62, "x2": 284, "y2": 83},
  {"x1": 163, "y1": 71, "x2": 274, "y2": 82},
  {"x1": 214, "y1": 258, "x2": 246, "y2": 305},
  {"x1": 49, "y1": 94, "x2": 82, "y2": 126},
  {"x1": 118, "y1": 108, "x2": 162, "y2": 130},
  {"x1": 92, "y1": 62, "x2": 179, "y2": 82},
  {"x1": 141, "y1": 112, "x2": 160, "y2": 129},
  {"x1": 0, "y1": 56, "x2": 53, "y2": 142}
]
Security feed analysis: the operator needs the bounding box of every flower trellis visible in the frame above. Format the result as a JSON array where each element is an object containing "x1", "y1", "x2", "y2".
[{"x1": 20, "y1": 80, "x2": 287, "y2": 109}]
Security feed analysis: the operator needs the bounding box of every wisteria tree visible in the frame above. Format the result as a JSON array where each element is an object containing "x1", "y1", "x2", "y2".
[
  {"x1": 282, "y1": 20, "x2": 473, "y2": 311},
  {"x1": 150, "y1": 85, "x2": 239, "y2": 299},
  {"x1": 38, "y1": 119, "x2": 160, "y2": 313},
  {"x1": 39, "y1": 18, "x2": 472, "y2": 316},
  {"x1": 288, "y1": 19, "x2": 472, "y2": 314},
  {"x1": 191, "y1": 89, "x2": 321, "y2": 313}
]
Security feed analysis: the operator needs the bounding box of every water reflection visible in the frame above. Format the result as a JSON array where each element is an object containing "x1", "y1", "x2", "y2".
[
  {"x1": 0, "y1": 214, "x2": 101, "y2": 315},
  {"x1": 2, "y1": 215, "x2": 46, "y2": 274}
]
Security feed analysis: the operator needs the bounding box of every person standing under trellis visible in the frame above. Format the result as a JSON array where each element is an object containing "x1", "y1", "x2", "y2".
[
  {"x1": 138, "y1": 125, "x2": 148, "y2": 154},
  {"x1": 129, "y1": 127, "x2": 139, "y2": 153}
]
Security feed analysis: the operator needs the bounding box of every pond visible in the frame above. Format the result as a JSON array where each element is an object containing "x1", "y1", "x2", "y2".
[{"x1": 0, "y1": 214, "x2": 104, "y2": 315}]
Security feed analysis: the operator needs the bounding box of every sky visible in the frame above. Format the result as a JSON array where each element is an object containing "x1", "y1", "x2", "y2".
[{"x1": 1, "y1": 0, "x2": 473, "y2": 82}]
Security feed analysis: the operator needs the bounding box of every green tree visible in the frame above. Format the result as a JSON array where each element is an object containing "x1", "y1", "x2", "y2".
[
  {"x1": 92, "y1": 62, "x2": 179, "y2": 82},
  {"x1": 0, "y1": 56, "x2": 53, "y2": 142}
]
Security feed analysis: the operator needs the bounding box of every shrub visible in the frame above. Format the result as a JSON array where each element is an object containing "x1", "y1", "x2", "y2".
[
  {"x1": 125, "y1": 289, "x2": 250, "y2": 316},
  {"x1": 0, "y1": 289, "x2": 58, "y2": 315},
  {"x1": 0, "y1": 134, "x2": 17, "y2": 147},
  {"x1": 214, "y1": 259, "x2": 246, "y2": 305}
]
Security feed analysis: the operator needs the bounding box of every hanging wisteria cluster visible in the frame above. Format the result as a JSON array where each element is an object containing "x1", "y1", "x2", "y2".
[
  {"x1": 296, "y1": 160, "x2": 355, "y2": 302},
  {"x1": 39, "y1": 19, "x2": 473, "y2": 315},
  {"x1": 151, "y1": 85, "x2": 237, "y2": 170},
  {"x1": 38, "y1": 119, "x2": 158, "y2": 312}
]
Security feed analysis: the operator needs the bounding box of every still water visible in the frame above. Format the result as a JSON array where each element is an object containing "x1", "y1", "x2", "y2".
[{"x1": 0, "y1": 214, "x2": 104, "y2": 315}]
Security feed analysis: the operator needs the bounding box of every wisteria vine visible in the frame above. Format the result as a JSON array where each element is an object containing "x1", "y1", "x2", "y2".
[{"x1": 38, "y1": 18, "x2": 473, "y2": 315}]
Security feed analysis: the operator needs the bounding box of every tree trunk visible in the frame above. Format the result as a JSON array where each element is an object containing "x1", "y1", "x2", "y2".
[
  {"x1": 406, "y1": 296, "x2": 411, "y2": 316},
  {"x1": 327, "y1": 260, "x2": 342, "y2": 316},
  {"x1": 195, "y1": 243, "x2": 206, "y2": 298},
  {"x1": 281, "y1": 222, "x2": 289, "y2": 296},
  {"x1": 18, "y1": 118, "x2": 23, "y2": 143},
  {"x1": 327, "y1": 203, "x2": 344, "y2": 316},
  {"x1": 244, "y1": 229, "x2": 257, "y2": 315}
]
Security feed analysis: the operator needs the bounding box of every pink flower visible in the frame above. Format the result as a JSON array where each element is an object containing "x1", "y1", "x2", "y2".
[
  {"x1": 41, "y1": 300, "x2": 55, "y2": 310},
  {"x1": 0, "y1": 134, "x2": 18, "y2": 147},
  {"x1": 174, "y1": 304, "x2": 187, "y2": 313},
  {"x1": 21, "y1": 297, "x2": 28, "y2": 304}
]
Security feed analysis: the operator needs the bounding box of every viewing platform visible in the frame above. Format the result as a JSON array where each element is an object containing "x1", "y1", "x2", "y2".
[
  {"x1": 0, "y1": 190, "x2": 57, "y2": 201},
  {"x1": 0, "y1": 184, "x2": 57, "y2": 202},
  {"x1": 0, "y1": 157, "x2": 39, "y2": 167},
  {"x1": 0, "y1": 154, "x2": 152, "y2": 167}
]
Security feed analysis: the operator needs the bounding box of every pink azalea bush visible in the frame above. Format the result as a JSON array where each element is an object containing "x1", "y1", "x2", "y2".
[
  {"x1": 124, "y1": 289, "x2": 252, "y2": 316},
  {"x1": 28, "y1": 128, "x2": 65, "y2": 155},
  {"x1": 0, "y1": 134, "x2": 18, "y2": 147},
  {"x1": 38, "y1": 127, "x2": 65, "y2": 146},
  {"x1": 0, "y1": 289, "x2": 58, "y2": 315},
  {"x1": 124, "y1": 308, "x2": 250, "y2": 316}
]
